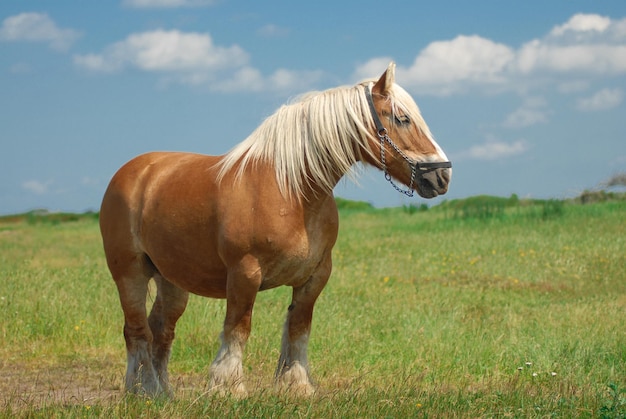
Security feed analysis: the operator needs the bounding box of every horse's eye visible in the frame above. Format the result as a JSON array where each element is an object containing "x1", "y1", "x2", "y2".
[{"x1": 394, "y1": 114, "x2": 411, "y2": 125}]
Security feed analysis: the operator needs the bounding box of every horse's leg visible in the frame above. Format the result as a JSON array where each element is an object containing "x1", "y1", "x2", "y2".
[
  {"x1": 208, "y1": 258, "x2": 261, "y2": 397},
  {"x1": 275, "y1": 252, "x2": 332, "y2": 396},
  {"x1": 147, "y1": 274, "x2": 189, "y2": 397},
  {"x1": 112, "y1": 254, "x2": 163, "y2": 396}
]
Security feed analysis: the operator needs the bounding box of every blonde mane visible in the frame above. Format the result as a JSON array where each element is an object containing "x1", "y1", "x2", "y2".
[{"x1": 216, "y1": 81, "x2": 433, "y2": 200}]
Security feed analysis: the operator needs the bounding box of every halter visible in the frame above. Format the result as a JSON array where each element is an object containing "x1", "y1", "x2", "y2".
[{"x1": 365, "y1": 85, "x2": 452, "y2": 197}]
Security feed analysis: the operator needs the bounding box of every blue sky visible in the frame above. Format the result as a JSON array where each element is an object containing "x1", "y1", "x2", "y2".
[{"x1": 1, "y1": 1, "x2": 625, "y2": 214}]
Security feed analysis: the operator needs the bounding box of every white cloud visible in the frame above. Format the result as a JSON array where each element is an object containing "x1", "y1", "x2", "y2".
[
  {"x1": 22, "y1": 179, "x2": 53, "y2": 195},
  {"x1": 403, "y1": 35, "x2": 514, "y2": 83},
  {"x1": 503, "y1": 107, "x2": 549, "y2": 129},
  {"x1": 213, "y1": 66, "x2": 323, "y2": 93},
  {"x1": 457, "y1": 139, "x2": 529, "y2": 161},
  {"x1": 503, "y1": 96, "x2": 549, "y2": 128},
  {"x1": 550, "y1": 13, "x2": 611, "y2": 37},
  {"x1": 358, "y1": 36, "x2": 515, "y2": 95},
  {"x1": 0, "y1": 12, "x2": 80, "y2": 51},
  {"x1": 213, "y1": 66, "x2": 264, "y2": 91},
  {"x1": 576, "y1": 88, "x2": 623, "y2": 111},
  {"x1": 353, "y1": 56, "x2": 394, "y2": 81},
  {"x1": 269, "y1": 68, "x2": 323, "y2": 91},
  {"x1": 515, "y1": 41, "x2": 626, "y2": 75},
  {"x1": 74, "y1": 29, "x2": 324, "y2": 93},
  {"x1": 354, "y1": 14, "x2": 626, "y2": 96},
  {"x1": 74, "y1": 30, "x2": 248, "y2": 79},
  {"x1": 512, "y1": 14, "x2": 626, "y2": 75},
  {"x1": 74, "y1": 30, "x2": 248, "y2": 74},
  {"x1": 122, "y1": 0, "x2": 216, "y2": 8}
]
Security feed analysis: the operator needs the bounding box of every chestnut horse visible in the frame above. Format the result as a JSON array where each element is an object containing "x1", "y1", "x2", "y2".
[{"x1": 99, "y1": 62, "x2": 451, "y2": 397}]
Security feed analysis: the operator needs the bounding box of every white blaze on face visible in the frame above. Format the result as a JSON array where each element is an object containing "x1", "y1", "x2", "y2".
[{"x1": 421, "y1": 133, "x2": 449, "y2": 163}]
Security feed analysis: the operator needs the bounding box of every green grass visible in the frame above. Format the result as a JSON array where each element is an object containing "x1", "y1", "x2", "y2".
[{"x1": 1, "y1": 199, "x2": 625, "y2": 417}]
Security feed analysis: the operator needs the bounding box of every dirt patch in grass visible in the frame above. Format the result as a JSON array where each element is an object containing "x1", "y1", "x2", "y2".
[
  {"x1": 0, "y1": 360, "x2": 217, "y2": 411},
  {"x1": 0, "y1": 360, "x2": 121, "y2": 409}
]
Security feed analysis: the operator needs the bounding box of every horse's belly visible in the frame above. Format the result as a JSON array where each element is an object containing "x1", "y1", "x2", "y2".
[
  {"x1": 155, "y1": 252, "x2": 315, "y2": 295},
  {"x1": 168, "y1": 271, "x2": 228, "y2": 298},
  {"x1": 258, "y1": 255, "x2": 321, "y2": 291},
  {"x1": 147, "y1": 249, "x2": 229, "y2": 298}
]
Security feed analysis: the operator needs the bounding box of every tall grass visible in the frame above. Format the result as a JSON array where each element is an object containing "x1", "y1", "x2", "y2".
[{"x1": 1, "y1": 199, "x2": 625, "y2": 417}]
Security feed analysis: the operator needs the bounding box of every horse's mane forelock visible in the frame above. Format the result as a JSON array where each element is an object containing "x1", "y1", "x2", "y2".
[{"x1": 215, "y1": 82, "x2": 432, "y2": 200}]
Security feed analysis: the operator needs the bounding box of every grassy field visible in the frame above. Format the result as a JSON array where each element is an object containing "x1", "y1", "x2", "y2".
[{"x1": 0, "y1": 198, "x2": 625, "y2": 418}]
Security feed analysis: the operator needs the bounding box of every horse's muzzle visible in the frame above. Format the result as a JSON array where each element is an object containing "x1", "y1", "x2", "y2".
[{"x1": 417, "y1": 167, "x2": 451, "y2": 198}]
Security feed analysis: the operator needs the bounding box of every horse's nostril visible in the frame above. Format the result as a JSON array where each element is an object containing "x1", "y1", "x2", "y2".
[
  {"x1": 441, "y1": 168, "x2": 451, "y2": 184},
  {"x1": 420, "y1": 168, "x2": 449, "y2": 194},
  {"x1": 437, "y1": 171, "x2": 448, "y2": 189}
]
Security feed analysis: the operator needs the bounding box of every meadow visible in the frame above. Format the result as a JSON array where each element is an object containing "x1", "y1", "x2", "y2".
[{"x1": 0, "y1": 197, "x2": 625, "y2": 418}]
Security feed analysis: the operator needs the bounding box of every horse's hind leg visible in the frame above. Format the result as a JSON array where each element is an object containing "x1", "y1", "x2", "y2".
[
  {"x1": 275, "y1": 252, "x2": 332, "y2": 396},
  {"x1": 112, "y1": 254, "x2": 163, "y2": 396},
  {"x1": 148, "y1": 274, "x2": 189, "y2": 396}
]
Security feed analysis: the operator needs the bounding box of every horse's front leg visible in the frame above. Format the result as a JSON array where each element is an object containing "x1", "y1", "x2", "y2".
[
  {"x1": 208, "y1": 258, "x2": 261, "y2": 397},
  {"x1": 276, "y1": 252, "x2": 332, "y2": 396}
]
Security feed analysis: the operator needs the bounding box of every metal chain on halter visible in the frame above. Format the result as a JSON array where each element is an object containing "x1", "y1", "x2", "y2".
[{"x1": 377, "y1": 129, "x2": 416, "y2": 197}]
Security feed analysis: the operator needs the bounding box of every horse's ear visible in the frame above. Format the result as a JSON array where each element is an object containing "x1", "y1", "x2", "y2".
[{"x1": 372, "y1": 62, "x2": 396, "y2": 96}]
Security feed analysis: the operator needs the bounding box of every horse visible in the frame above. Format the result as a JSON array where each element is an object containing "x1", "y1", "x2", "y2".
[{"x1": 99, "y1": 62, "x2": 451, "y2": 398}]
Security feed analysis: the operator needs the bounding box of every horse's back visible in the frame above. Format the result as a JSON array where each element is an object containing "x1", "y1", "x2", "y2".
[
  {"x1": 102, "y1": 152, "x2": 203, "y2": 234},
  {"x1": 101, "y1": 151, "x2": 220, "y2": 213}
]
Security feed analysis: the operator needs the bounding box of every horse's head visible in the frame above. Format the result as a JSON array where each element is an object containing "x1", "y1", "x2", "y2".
[{"x1": 362, "y1": 62, "x2": 451, "y2": 199}]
